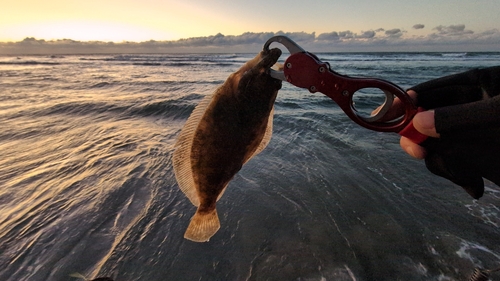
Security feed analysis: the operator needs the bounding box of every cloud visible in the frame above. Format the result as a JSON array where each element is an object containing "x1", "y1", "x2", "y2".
[
  {"x1": 480, "y1": 29, "x2": 500, "y2": 36},
  {"x1": 433, "y1": 24, "x2": 474, "y2": 36},
  {"x1": 413, "y1": 24, "x2": 425, "y2": 29},
  {"x1": 317, "y1": 32, "x2": 340, "y2": 41},
  {"x1": 171, "y1": 31, "x2": 316, "y2": 48},
  {"x1": 317, "y1": 30, "x2": 375, "y2": 40},
  {"x1": 385, "y1": 28, "x2": 403, "y2": 38},
  {"x1": 358, "y1": 30, "x2": 376, "y2": 39},
  {"x1": 338, "y1": 31, "x2": 355, "y2": 39},
  {"x1": 1, "y1": 26, "x2": 500, "y2": 54}
]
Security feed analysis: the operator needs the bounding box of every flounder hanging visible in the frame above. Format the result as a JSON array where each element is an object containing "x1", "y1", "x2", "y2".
[{"x1": 173, "y1": 48, "x2": 283, "y2": 242}]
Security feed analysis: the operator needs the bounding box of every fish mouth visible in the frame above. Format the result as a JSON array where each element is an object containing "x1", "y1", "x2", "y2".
[{"x1": 259, "y1": 48, "x2": 282, "y2": 70}]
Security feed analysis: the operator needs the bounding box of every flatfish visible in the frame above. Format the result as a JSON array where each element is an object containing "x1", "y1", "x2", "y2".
[{"x1": 173, "y1": 48, "x2": 282, "y2": 242}]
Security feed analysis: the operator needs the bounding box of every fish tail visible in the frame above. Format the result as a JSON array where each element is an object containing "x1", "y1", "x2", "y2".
[{"x1": 184, "y1": 208, "x2": 220, "y2": 242}]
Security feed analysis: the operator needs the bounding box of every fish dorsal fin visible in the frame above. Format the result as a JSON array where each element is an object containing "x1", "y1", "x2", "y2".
[
  {"x1": 243, "y1": 106, "x2": 274, "y2": 165},
  {"x1": 173, "y1": 93, "x2": 216, "y2": 207}
]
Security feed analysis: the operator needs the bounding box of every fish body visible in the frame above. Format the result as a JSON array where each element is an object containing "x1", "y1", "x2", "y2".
[{"x1": 173, "y1": 49, "x2": 282, "y2": 242}]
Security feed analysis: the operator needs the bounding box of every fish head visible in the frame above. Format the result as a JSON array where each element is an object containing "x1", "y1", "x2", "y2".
[{"x1": 229, "y1": 48, "x2": 283, "y2": 102}]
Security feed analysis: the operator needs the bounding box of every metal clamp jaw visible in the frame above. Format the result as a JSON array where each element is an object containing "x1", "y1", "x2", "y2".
[{"x1": 263, "y1": 35, "x2": 306, "y2": 81}]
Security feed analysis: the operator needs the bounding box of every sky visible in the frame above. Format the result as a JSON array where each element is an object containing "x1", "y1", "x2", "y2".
[{"x1": 1, "y1": 0, "x2": 500, "y2": 54}]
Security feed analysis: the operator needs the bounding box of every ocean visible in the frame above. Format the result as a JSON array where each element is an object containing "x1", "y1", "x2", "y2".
[{"x1": 1, "y1": 52, "x2": 500, "y2": 281}]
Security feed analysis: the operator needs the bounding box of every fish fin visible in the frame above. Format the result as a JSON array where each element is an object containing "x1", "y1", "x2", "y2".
[
  {"x1": 216, "y1": 183, "x2": 229, "y2": 201},
  {"x1": 244, "y1": 106, "x2": 274, "y2": 164},
  {"x1": 69, "y1": 272, "x2": 87, "y2": 279},
  {"x1": 259, "y1": 106, "x2": 275, "y2": 151},
  {"x1": 173, "y1": 94, "x2": 215, "y2": 207},
  {"x1": 184, "y1": 208, "x2": 220, "y2": 242}
]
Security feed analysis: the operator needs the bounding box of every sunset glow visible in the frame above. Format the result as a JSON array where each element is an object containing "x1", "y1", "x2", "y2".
[
  {"x1": 1, "y1": 20, "x2": 181, "y2": 42},
  {"x1": 1, "y1": 0, "x2": 500, "y2": 52}
]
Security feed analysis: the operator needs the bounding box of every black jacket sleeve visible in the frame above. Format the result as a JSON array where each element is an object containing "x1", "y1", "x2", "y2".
[{"x1": 435, "y1": 96, "x2": 500, "y2": 134}]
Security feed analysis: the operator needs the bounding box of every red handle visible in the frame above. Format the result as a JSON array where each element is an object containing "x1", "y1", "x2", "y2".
[
  {"x1": 398, "y1": 107, "x2": 428, "y2": 144},
  {"x1": 283, "y1": 52, "x2": 419, "y2": 133}
]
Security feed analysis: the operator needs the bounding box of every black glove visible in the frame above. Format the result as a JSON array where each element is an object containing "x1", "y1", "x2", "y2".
[{"x1": 409, "y1": 66, "x2": 500, "y2": 199}]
